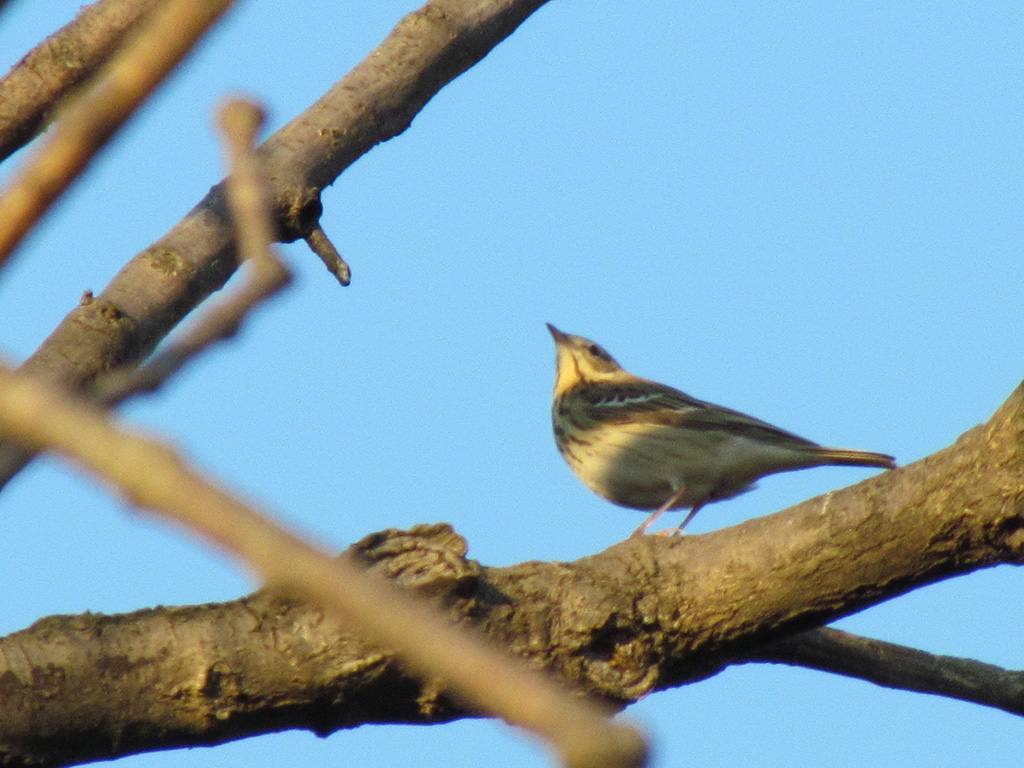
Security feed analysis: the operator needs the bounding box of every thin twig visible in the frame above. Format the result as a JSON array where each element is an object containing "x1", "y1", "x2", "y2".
[
  {"x1": 217, "y1": 98, "x2": 281, "y2": 272},
  {"x1": 750, "y1": 626, "x2": 1024, "y2": 717},
  {"x1": 305, "y1": 226, "x2": 351, "y2": 286},
  {"x1": 0, "y1": 364, "x2": 648, "y2": 768},
  {"x1": 0, "y1": 0, "x2": 239, "y2": 269}
]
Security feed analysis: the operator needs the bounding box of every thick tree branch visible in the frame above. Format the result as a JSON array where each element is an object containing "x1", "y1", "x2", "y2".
[
  {"x1": 1, "y1": 380, "x2": 1022, "y2": 766},
  {"x1": 0, "y1": 0, "x2": 163, "y2": 163},
  {"x1": 0, "y1": 0, "x2": 552, "y2": 489}
]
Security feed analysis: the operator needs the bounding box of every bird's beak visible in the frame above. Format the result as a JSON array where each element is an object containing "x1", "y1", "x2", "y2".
[{"x1": 546, "y1": 323, "x2": 568, "y2": 343}]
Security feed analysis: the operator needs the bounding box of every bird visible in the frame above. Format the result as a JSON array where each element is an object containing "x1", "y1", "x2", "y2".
[{"x1": 546, "y1": 324, "x2": 895, "y2": 537}]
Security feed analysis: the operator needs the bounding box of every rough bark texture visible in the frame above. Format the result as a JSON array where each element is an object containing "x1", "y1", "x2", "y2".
[
  {"x1": 0, "y1": 0, "x2": 164, "y2": 162},
  {"x1": 1, "y1": 383, "x2": 1022, "y2": 765}
]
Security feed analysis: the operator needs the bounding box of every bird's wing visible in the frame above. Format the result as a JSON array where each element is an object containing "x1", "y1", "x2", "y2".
[{"x1": 582, "y1": 381, "x2": 821, "y2": 450}]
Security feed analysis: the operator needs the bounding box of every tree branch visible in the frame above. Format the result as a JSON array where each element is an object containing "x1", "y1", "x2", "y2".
[
  {"x1": 751, "y1": 627, "x2": 1024, "y2": 717},
  {"x1": 0, "y1": 0, "x2": 163, "y2": 163},
  {"x1": 94, "y1": 97, "x2": 293, "y2": 403},
  {"x1": 0, "y1": 0, "x2": 239, "y2": 268},
  {"x1": 0, "y1": 0, "x2": 553, "y2": 490},
  {"x1": 1, "y1": 379, "x2": 1022, "y2": 765}
]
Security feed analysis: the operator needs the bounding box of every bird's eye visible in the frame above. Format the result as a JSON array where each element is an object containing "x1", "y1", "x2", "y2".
[{"x1": 587, "y1": 343, "x2": 608, "y2": 360}]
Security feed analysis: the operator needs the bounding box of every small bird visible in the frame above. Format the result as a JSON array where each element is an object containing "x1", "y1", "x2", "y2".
[{"x1": 546, "y1": 324, "x2": 895, "y2": 537}]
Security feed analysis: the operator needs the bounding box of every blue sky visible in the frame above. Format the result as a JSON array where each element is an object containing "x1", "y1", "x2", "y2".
[{"x1": 2, "y1": 1, "x2": 1023, "y2": 766}]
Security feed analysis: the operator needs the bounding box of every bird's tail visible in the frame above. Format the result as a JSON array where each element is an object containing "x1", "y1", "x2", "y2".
[{"x1": 817, "y1": 447, "x2": 896, "y2": 470}]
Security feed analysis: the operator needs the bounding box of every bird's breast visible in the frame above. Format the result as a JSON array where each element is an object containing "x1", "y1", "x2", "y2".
[{"x1": 556, "y1": 418, "x2": 728, "y2": 509}]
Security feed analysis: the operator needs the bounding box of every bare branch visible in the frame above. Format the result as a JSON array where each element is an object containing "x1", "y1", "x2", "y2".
[
  {"x1": 0, "y1": 365, "x2": 648, "y2": 768},
  {"x1": 0, "y1": 0, "x2": 163, "y2": 162},
  {"x1": 0, "y1": 0, "x2": 239, "y2": 269},
  {"x1": 216, "y1": 98, "x2": 279, "y2": 272},
  {"x1": 752, "y1": 627, "x2": 1024, "y2": 717},
  {"x1": 0, "y1": 0, "x2": 553, "y2": 491},
  {"x1": 94, "y1": 97, "x2": 292, "y2": 403}
]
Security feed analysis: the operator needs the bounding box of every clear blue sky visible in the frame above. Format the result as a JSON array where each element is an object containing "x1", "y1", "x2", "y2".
[{"x1": 2, "y1": 2, "x2": 1023, "y2": 766}]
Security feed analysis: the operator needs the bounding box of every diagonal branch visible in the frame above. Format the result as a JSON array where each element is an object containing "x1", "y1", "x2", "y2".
[
  {"x1": 0, "y1": 0, "x2": 164, "y2": 163},
  {"x1": 0, "y1": 0, "x2": 240, "y2": 268},
  {"x1": 94, "y1": 97, "x2": 292, "y2": 403},
  {"x1": 0, "y1": 0, "x2": 554, "y2": 491}
]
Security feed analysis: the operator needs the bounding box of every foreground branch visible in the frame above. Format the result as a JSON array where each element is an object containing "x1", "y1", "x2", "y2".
[
  {"x1": 94, "y1": 97, "x2": 292, "y2": 403},
  {"x1": 0, "y1": 364, "x2": 646, "y2": 768},
  {"x1": 0, "y1": 0, "x2": 239, "y2": 267}
]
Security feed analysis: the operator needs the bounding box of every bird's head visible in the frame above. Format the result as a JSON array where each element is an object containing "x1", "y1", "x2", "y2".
[{"x1": 546, "y1": 324, "x2": 626, "y2": 395}]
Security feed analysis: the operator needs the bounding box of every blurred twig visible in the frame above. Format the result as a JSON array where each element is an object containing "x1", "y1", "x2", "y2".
[
  {"x1": 0, "y1": 364, "x2": 648, "y2": 768},
  {"x1": 0, "y1": 0, "x2": 164, "y2": 162},
  {"x1": 217, "y1": 98, "x2": 282, "y2": 274},
  {"x1": 96, "y1": 97, "x2": 291, "y2": 403},
  {"x1": 0, "y1": 0, "x2": 239, "y2": 270}
]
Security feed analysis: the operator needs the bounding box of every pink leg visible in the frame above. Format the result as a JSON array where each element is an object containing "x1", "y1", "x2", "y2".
[
  {"x1": 629, "y1": 487, "x2": 690, "y2": 539},
  {"x1": 629, "y1": 507, "x2": 666, "y2": 539}
]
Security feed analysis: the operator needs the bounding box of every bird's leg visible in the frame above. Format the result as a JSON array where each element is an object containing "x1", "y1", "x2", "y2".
[
  {"x1": 673, "y1": 501, "x2": 706, "y2": 534},
  {"x1": 629, "y1": 510, "x2": 664, "y2": 538},
  {"x1": 629, "y1": 486, "x2": 689, "y2": 538}
]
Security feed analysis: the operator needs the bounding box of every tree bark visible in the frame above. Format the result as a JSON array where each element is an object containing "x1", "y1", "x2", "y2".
[{"x1": 0, "y1": 0, "x2": 164, "y2": 162}]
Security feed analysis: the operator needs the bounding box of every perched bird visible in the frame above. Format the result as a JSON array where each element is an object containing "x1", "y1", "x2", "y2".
[{"x1": 546, "y1": 324, "x2": 895, "y2": 537}]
